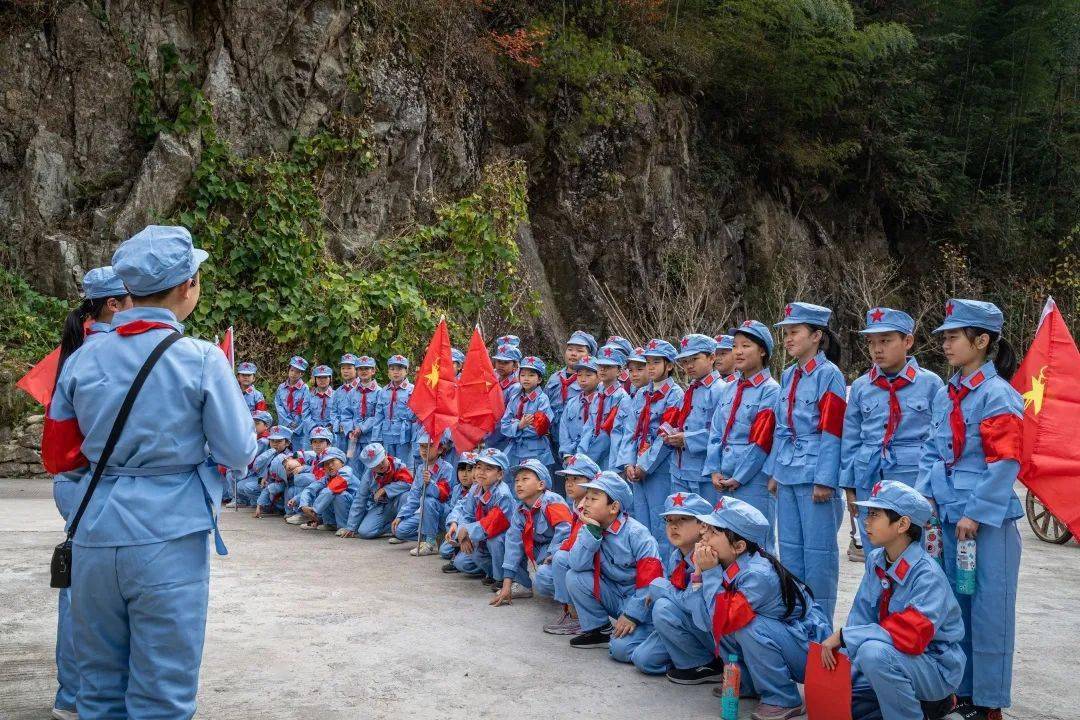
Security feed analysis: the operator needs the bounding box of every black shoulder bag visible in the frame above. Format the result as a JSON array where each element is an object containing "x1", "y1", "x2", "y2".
[{"x1": 50, "y1": 331, "x2": 182, "y2": 588}]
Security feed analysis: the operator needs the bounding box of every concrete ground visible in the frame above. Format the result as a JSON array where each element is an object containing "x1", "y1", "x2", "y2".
[{"x1": 0, "y1": 478, "x2": 1075, "y2": 720}]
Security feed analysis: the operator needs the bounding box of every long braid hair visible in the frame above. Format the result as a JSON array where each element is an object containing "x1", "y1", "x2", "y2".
[{"x1": 721, "y1": 528, "x2": 812, "y2": 620}]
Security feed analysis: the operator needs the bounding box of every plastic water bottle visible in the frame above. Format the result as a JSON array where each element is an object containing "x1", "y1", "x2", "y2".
[
  {"x1": 720, "y1": 653, "x2": 740, "y2": 720},
  {"x1": 924, "y1": 516, "x2": 943, "y2": 564},
  {"x1": 955, "y1": 539, "x2": 977, "y2": 595}
]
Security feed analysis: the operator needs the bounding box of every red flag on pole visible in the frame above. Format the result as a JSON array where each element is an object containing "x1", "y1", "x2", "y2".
[
  {"x1": 16, "y1": 346, "x2": 61, "y2": 406},
  {"x1": 1011, "y1": 297, "x2": 1080, "y2": 538},
  {"x1": 409, "y1": 318, "x2": 459, "y2": 441},
  {"x1": 451, "y1": 326, "x2": 505, "y2": 452},
  {"x1": 218, "y1": 326, "x2": 235, "y2": 368}
]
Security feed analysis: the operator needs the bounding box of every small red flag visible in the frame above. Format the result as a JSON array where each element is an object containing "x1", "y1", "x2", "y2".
[
  {"x1": 16, "y1": 346, "x2": 61, "y2": 406},
  {"x1": 218, "y1": 326, "x2": 234, "y2": 368},
  {"x1": 1012, "y1": 298, "x2": 1080, "y2": 538},
  {"x1": 451, "y1": 326, "x2": 505, "y2": 452},
  {"x1": 408, "y1": 318, "x2": 459, "y2": 441}
]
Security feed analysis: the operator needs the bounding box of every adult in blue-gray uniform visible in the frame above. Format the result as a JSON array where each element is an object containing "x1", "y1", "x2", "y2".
[
  {"x1": 43, "y1": 225, "x2": 257, "y2": 719},
  {"x1": 49, "y1": 265, "x2": 131, "y2": 720}
]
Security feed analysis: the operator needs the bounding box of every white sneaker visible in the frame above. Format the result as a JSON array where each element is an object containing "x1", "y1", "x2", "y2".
[
  {"x1": 51, "y1": 708, "x2": 78, "y2": 720},
  {"x1": 335, "y1": 528, "x2": 347, "y2": 537},
  {"x1": 285, "y1": 514, "x2": 305, "y2": 525},
  {"x1": 509, "y1": 582, "x2": 533, "y2": 599},
  {"x1": 410, "y1": 541, "x2": 437, "y2": 556},
  {"x1": 387, "y1": 537, "x2": 404, "y2": 544},
  {"x1": 224, "y1": 501, "x2": 239, "y2": 509}
]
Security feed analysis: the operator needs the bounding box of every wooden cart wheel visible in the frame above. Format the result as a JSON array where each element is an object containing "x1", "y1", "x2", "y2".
[{"x1": 1026, "y1": 490, "x2": 1074, "y2": 544}]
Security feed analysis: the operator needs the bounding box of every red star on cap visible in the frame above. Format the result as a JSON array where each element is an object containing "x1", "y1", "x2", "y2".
[
  {"x1": 946, "y1": 302, "x2": 954, "y2": 316},
  {"x1": 565, "y1": 455, "x2": 576, "y2": 466},
  {"x1": 648, "y1": 340, "x2": 659, "y2": 349},
  {"x1": 714, "y1": 498, "x2": 725, "y2": 510},
  {"x1": 603, "y1": 347, "x2": 613, "y2": 357},
  {"x1": 742, "y1": 320, "x2": 753, "y2": 327},
  {"x1": 870, "y1": 308, "x2": 885, "y2": 322},
  {"x1": 681, "y1": 337, "x2": 690, "y2": 348},
  {"x1": 498, "y1": 345, "x2": 508, "y2": 353},
  {"x1": 366, "y1": 448, "x2": 376, "y2": 459},
  {"x1": 871, "y1": 481, "x2": 883, "y2": 496},
  {"x1": 672, "y1": 493, "x2": 685, "y2": 506},
  {"x1": 784, "y1": 304, "x2": 793, "y2": 317}
]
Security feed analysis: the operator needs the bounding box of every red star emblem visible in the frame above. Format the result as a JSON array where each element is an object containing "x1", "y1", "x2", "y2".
[
  {"x1": 565, "y1": 455, "x2": 576, "y2": 466},
  {"x1": 714, "y1": 498, "x2": 725, "y2": 510},
  {"x1": 871, "y1": 481, "x2": 883, "y2": 497},
  {"x1": 582, "y1": 355, "x2": 590, "y2": 363},
  {"x1": 648, "y1": 340, "x2": 659, "y2": 349},
  {"x1": 870, "y1": 308, "x2": 885, "y2": 322},
  {"x1": 672, "y1": 493, "x2": 685, "y2": 506},
  {"x1": 634, "y1": 347, "x2": 644, "y2": 355},
  {"x1": 366, "y1": 448, "x2": 376, "y2": 459},
  {"x1": 498, "y1": 345, "x2": 508, "y2": 354},
  {"x1": 784, "y1": 304, "x2": 793, "y2": 317},
  {"x1": 945, "y1": 302, "x2": 954, "y2": 316},
  {"x1": 742, "y1": 320, "x2": 753, "y2": 327},
  {"x1": 681, "y1": 337, "x2": 690, "y2": 348},
  {"x1": 603, "y1": 347, "x2": 613, "y2": 357}
]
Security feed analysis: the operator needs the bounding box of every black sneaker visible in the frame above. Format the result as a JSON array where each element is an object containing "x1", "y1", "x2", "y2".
[
  {"x1": 666, "y1": 661, "x2": 725, "y2": 685},
  {"x1": 921, "y1": 695, "x2": 956, "y2": 720},
  {"x1": 481, "y1": 576, "x2": 495, "y2": 586},
  {"x1": 441, "y1": 562, "x2": 460, "y2": 574},
  {"x1": 569, "y1": 624, "x2": 612, "y2": 649},
  {"x1": 942, "y1": 702, "x2": 985, "y2": 720}
]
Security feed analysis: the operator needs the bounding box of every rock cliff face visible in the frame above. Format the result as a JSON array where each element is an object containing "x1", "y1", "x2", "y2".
[{"x1": 0, "y1": 1, "x2": 885, "y2": 345}]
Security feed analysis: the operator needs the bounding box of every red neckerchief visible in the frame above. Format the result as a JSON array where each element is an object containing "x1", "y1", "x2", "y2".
[
  {"x1": 580, "y1": 391, "x2": 596, "y2": 424},
  {"x1": 516, "y1": 391, "x2": 535, "y2": 419},
  {"x1": 314, "y1": 388, "x2": 331, "y2": 419},
  {"x1": 633, "y1": 387, "x2": 663, "y2": 449},
  {"x1": 285, "y1": 379, "x2": 305, "y2": 415},
  {"x1": 499, "y1": 372, "x2": 518, "y2": 390},
  {"x1": 594, "y1": 391, "x2": 608, "y2": 436},
  {"x1": 872, "y1": 369, "x2": 914, "y2": 452},
  {"x1": 312, "y1": 450, "x2": 327, "y2": 480},
  {"x1": 721, "y1": 379, "x2": 752, "y2": 446},
  {"x1": 874, "y1": 566, "x2": 894, "y2": 622},
  {"x1": 521, "y1": 497, "x2": 543, "y2": 563},
  {"x1": 388, "y1": 382, "x2": 403, "y2": 421},
  {"x1": 559, "y1": 370, "x2": 578, "y2": 402},
  {"x1": 948, "y1": 383, "x2": 971, "y2": 465},
  {"x1": 675, "y1": 377, "x2": 703, "y2": 429},
  {"x1": 592, "y1": 516, "x2": 623, "y2": 599},
  {"x1": 114, "y1": 320, "x2": 175, "y2": 336},
  {"x1": 357, "y1": 381, "x2": 376, "y2": 416},
  {"x1": 786, "y1": 368, "x2": 803, "y2": 439}
]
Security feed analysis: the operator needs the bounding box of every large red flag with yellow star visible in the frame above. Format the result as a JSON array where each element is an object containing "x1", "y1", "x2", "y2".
[
  {"x1": 451, "y1": 325, "x2": 505, "y2": 452},
  {"x1": 1011, "y1": 298, "x2": 1080, "y2": 538},
  {"x1": 409, "y1": 318, "x2": 459, "y2": 441}
]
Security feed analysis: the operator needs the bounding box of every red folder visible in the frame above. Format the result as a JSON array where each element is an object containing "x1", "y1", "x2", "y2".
[{"x1": 804, "y1": 642, "x2": 852, "y2": 720}]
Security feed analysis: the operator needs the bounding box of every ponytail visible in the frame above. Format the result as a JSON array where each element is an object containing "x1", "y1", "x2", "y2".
[
  {"x1": 808, "y1": 324, "x2": 842, "y2": 365},
  {"x1": 961, "y1": 328, "x2": 1017, "y2": 381},
  {"x1": 994, "y1": 337, "x2": 1018, "y2": 381},
  {"x1": 721, "y1": 529, "x2": 811, "y2": 620},
  {"x1": 57, "y1": 299, "x2": 95, "y2": 379}
]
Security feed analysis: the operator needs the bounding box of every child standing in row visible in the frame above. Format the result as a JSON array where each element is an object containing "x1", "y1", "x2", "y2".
[
  {"x1": 275, "y1": 356, "x2": 310, "y2": 443},
  {"x1": 302, "y1": 365, "x2": 335, "y2": 448},
  {"x1": 331, "y1": 354, "x2": 358, "y2": 451},
  {"x1": 916, "y1": 299, "x2": 1022, "y2": 720},
  {"x1": 500, "y1": 356, "x2": 555, "y2": 479},
  {"x1": 713, "y1": 334, "x2": 737, "y2": 381},
  {"x1": 558, "y1": 354, "x2": 601, "y2": 462},
  {"x1": 488, "y1": 342, "x2": 522, "y2": 450},
  {"x1": 667, "y1": 334, "x2": 725, "y2": 505},
  {"x1": 705, "y1": 321, "x2": 779, "y2": 549},
  {"x1": 545, "y1": 330, "x2": 596, "y2": 452},
  {"x1": 842, "y1": 308, "x2": 942, "y2": 551},
  {"x1": 236, "y1": 362, "x2": 267, "y2": 413},
  {"x1": 582, "y1": 345, "x2": 630, "y2": 471},
  {"x1": 618, "y1": 340, "x2": 684, "y2": 554},
  {"x1": 374, "y1": 355, "x2": 414, "y2": 462},
  {"x1": 770, "y1": 302, "x2": 847, "y2": 619}
]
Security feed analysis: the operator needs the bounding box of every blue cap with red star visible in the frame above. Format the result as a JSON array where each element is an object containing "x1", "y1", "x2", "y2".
[
  {"x1": 659, "y1": 491, "x2": 713, "y2": 518},
  {"x1": 861, "y1": 307, "x2": 915, "y2": 335},
  {"x1": 933, "y1": 298, "x2": 1003, "y2": 335},
  {"x1": 774, "y1": 301, "x2": 832, "y2": 328}
]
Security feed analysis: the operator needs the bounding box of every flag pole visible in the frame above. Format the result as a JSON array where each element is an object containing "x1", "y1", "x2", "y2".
[{"x1": 415, "y1": 453, "x2": 433, "y2": 556}]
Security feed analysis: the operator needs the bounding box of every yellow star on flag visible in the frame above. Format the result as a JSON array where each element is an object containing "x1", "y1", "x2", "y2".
[
  {"x1": 1022, "y1": 366, "x2": 1047, "y2": 415},
  {"x1": 425, "y1": 359, "x2": 441, "y2": 390}
]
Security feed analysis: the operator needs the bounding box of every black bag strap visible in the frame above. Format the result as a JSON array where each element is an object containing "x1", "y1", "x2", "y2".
[{"x1": 66, "y1": 331, "x2": 183, "y2": 540}]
